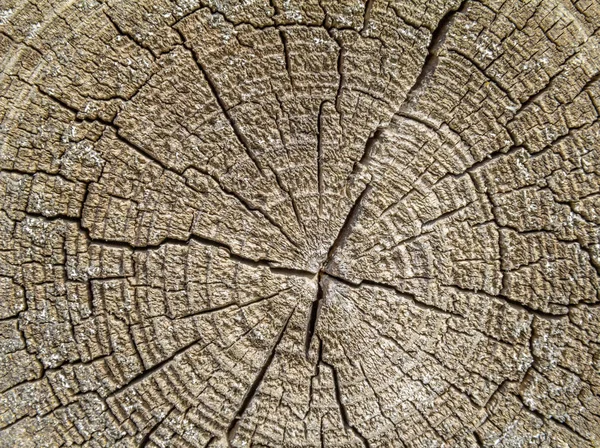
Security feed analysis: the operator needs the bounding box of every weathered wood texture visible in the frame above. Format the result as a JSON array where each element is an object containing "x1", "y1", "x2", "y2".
[{"x1": 1, "y1": 0, "x2": 600, "y2": 446}]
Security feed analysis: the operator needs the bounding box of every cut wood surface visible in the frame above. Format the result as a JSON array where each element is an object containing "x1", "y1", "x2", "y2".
[{"x1": 1, "y1": 0, "x2": 600, "y2": 446}]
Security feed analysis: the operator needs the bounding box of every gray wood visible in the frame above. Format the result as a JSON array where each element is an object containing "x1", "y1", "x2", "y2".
[{"x1": 1, "y1": 0, "x2": 599, "y2": 446}]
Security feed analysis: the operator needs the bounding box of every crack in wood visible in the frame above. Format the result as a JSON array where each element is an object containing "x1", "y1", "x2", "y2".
[
  {"x1": 227, "y1": 306, "x2": 297, "y2": 444},
  {"x1": 321, "y1": 359, "x2": 370, "y2": 447},
  {"x1": 3, "y1": 1, "x2": 600, "y2": 446}
]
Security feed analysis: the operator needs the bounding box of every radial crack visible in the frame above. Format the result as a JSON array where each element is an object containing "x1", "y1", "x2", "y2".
[
  {"x1": 305, "y1": 272, "x2": 324, "y2": 357},
  {"x1": 317, "y1": 100, "x2": 327, "y2": 215},
  {"x1": 279, "y1": 29, "x2": 293, "y2": 86},
  {"x1": 175, "y1": 288, "x2": 292, "y2": 320},
  {"x1": 181, "y1": 44, "x2": 266, "y2": 178},
  {"x1": 140, "y1": 406, "x2": 176, "y2": 447},
  {"x1": 322, "y1": 0, "x2": 470, "y2": 273},
  {"x1": 227, "y1": 306, "x2": 297, "y2": 443},
  {"x1": 361, "y1": 0, "x2": 375, "y2": 33},
  {"x1": 321, "y1": 359, "x2": 370, "y2": 447},
  {"x1": 5, "y1": 2, "x2": 600, "y2": 446},
  {"x1": 401, "y1": 0, "x2": 469, "y2": 107},
  {"x1": 324, "y1": 183, "x2": 372, "y2": 270}
]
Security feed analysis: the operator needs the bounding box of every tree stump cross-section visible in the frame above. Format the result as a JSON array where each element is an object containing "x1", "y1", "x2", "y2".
[{"x1": 1, "y1": 0, "x2": 600, "y2": 446}]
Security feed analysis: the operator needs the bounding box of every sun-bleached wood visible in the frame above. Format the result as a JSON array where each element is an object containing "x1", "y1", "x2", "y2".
[{"x1": 1, "y1": 0, "x2": 600, "y2": 446}]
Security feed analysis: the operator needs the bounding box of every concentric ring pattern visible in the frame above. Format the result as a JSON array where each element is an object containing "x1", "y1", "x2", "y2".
[{"x1": 1, "y1": 0, "x2": 600, "y2": 446}]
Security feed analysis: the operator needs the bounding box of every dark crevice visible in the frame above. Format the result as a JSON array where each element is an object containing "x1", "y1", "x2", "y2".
[
  {"x1": 273, "y1": 93, "x2": 293, "y2": 161},
  {"x1": 269, "y1": 0, "x2": 282, "y2": 18},
  {"x1": 319, "y1": 419, "x2": 325, "y2": 448},
  {"x1": 442, "y1": 283, "x2": 567, "y2": 320},
  {"x1": 36, "y1": 86, "x2": 111, "y2": 124},
  {"x1": 109, "y1": 336, "x2": 207, "y2": 398},
  {"x1": 450, "y1": 49, "x2": 515, "y2": 101},
  {"x1": 170, "y1": 6, "x2": 207, "y2": 29},
  {"x1": 113, "y1": 128, "x2": 174, "y2": 171},
  {"x1": 420, "y1": 202, "x2": 470, "y2": 228},
  {"x1": 0, "y1": 165, "x2": 57, "y2": 179},
  {"x1": 515, "y1": 394, "x2": 592, "y2": 442},
  {"x1": 515, "y1": 67, "x2": 565, "y2": 112},
  {"x1": 0, "y1": 315, "x2": 20, "y2": 324},
  {"x1": 349, "y1": 85, "x2": 395, "y2": 107},
  {"x1": 434, "y1": 145, "x2": 523, "y2": 187},
  {"x1": 395, "y1": 110, "x2": 441, "y2": 132},
  {"x1": 39, "y1": 81, "x2": 302, "y2": 250},
  {"x1": 126, "y1": 321, "x2": 146, "y2": 370},
  {"x1": 323, "y1": 270, "x2": 464, "y2": 320},
  {"x1": 36, "y1": 87, "x2": 171, "y2": 177},
  {"x1": 482, "y1": 379, "x2": 511, "y2": 410},
  {"x1": 172, "y1": 29, "x2": 303, "y2": 246},
  {"x1": 402, "y1": 0, "x2": 470, "y2": 108},
  {"x1": 350, "y1": 127, "x2": 384, "y2": 180},
  {"x1": 334, "y1": 37, "x2": 346, "y2": 118},
  {"x1": 317, "y1": 0, "x2": 470, "y2": 280},
  {"x1": 175, "y1": 288, "x2": 292, "y2": 320},
  {"x1": 185, "y1": 165, "x2": 302, "y2": 248},
  {"x1": 384, "y1": 229, "x2": 433, "y2": 252},
  {"x1": 269, "y1": 266, "x2": 317, "y2": 277},
  {"x1": 361, "y1": 0, "x2": 375, "y2": 33},
  {"x1": 473, "y1": 430, "x2": 485, "y2": 447},
  {"x1": 0, "y1": 409, "x2": 39, "y2": 431},
  {"x1": 139, "y1": 406, "x2": 175, "y2": 447},
  {"x1": 305, "y1": 271, "x2": 324, "y2": 357},
  {"x1": 324, "y1": 184, "x2": 372, "y2": 271},
  {"x1": 578, "y1": 70, "x2": 600, "y2": 98},
  {"x1": 18, "y1": 211, "x2": 313, "y2": 282},
  {"x1": 108, "y1": 315, "x2": 265, "y2": 416},
  {"x1": 360, "y1": 277, "x2": 464, "y2": 318},
  {"x1": 0, "y1": 30, "x2": 45, "y2": 58},
  {"x1": 322, "y1": 270, "x2": 362, "y2": 287},
  {"x1": 103, "y1": 11, "x2": 157, "y2": 60},
  {"x1": 527, "y1": 318, "x2": 540, "y2": 373},
  {"x1": 174, "y1": 30, "x2": 265, "y2": 179},
  {"x1": 279, "y1": 29, "x2": 293, "y2": 86},
  {"x1": 317, "y1": 101, "x2": 327, "y2": 215},
  {"x1": 193, "y1": 66, "x2": 261, "y2": 174},
  {"x1": 227, "y1": 306, "x2": 296, "y2": 443},
  {"x1": 321, "y1": 359, "x2": 370, "y2": 447},
  {"x1": 304, "y1": 337, "x2": 323, "y2": 420}
]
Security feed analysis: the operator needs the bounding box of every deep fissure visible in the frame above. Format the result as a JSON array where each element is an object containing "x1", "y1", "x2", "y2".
[{"x1": 4, "y1": 1, "x2": 598, "y2": 446}]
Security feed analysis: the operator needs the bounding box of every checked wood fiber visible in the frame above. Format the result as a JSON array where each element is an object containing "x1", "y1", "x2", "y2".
[{"x1": 1, "y1": 0, "x2": 600, "y2": 446}]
